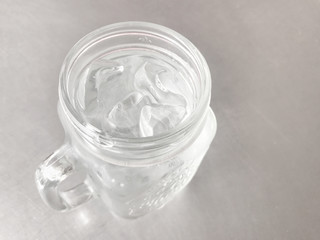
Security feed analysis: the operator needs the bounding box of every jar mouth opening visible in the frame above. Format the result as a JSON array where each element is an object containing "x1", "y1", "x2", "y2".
[{"x1": 59, "y1": 21, "x2": 211, "y2": 148}]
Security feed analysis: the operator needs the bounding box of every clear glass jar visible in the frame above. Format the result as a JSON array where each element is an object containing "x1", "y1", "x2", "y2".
[{"x1": 35, "y1": 22, "x2": 217, "y2": 218}]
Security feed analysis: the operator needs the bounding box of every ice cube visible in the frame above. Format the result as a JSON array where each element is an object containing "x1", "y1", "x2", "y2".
[
  {"x1": 103, "y1": 92, "x2": 152, "y2": 137},
  {"x1": 134, "y1": 62, "x2": 187, "y2": 108},
  {"x1": 158, "y1": 70, "x2": 194, "y2": 113},
  {"x1": 82, "y1": 59, "x2": 128, "y2": 128},
  {"x1": 139, "y1": 105, "x2": 186, "y2": 137},
  {"x1": 83, "y1": 60, "x2": 124, "y2": 108},
  {"x1": 85, "y1": 59, "x2": 124, "y2": 109}
]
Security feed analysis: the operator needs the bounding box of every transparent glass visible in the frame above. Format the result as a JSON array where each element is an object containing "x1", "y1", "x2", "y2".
[{"x1": 35, "y1": 22, "x2": 217, "y2": 218}]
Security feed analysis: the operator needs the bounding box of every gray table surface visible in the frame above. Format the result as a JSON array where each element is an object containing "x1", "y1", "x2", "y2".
[{"x1": 1, "y1": 0, "x2": 320, "y2": 239}]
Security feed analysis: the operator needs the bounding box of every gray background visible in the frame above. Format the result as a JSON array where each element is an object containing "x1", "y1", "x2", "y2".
[{"x1": 1, "y1": 0, "x2": 320, "y2": 239}]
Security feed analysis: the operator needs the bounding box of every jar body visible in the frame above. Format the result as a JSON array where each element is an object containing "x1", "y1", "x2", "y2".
[{"x1": 59, "y1": 103, "x2": 216, "y2": 218}]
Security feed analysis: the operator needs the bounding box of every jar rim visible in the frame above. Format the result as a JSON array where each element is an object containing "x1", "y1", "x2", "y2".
[{"x1": 59, "y1": 21, "x2": 211, "y2": 150}]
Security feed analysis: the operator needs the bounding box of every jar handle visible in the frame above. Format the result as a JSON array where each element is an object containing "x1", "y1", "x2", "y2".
[{"x1": 35, "y1": 144, "x2": 94, "y2": 211}]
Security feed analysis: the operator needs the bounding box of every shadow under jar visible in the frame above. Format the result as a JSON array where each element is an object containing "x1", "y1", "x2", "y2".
[{"x1": 35, "y1": 22, "x2": 217, "y2": 218}]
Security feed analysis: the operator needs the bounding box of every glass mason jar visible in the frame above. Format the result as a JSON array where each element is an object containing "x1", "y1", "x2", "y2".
[{"x1": 35, "y1": 22, "x2": 217, "y2": 218}]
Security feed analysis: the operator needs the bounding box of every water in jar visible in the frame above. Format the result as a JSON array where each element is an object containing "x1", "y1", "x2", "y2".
[{"x1": 75, "y1": 49, "x2": 196, "y2": 137}]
